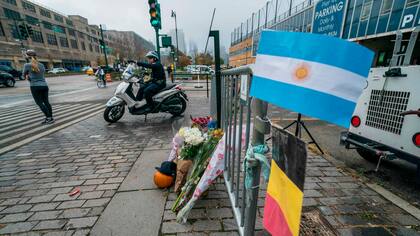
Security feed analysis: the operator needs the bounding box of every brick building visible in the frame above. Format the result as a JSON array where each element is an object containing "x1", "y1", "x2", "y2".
[{"x1": 0, "y1": 0, "x2": 154, "y2": 70}]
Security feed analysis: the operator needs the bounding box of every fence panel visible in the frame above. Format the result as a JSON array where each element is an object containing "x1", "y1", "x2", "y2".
[{"x1": 220, "y1": 66, "x2": 270, "y2": 236}]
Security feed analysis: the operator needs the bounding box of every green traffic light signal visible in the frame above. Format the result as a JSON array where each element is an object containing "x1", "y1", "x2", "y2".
[{"x1": 148, "y1": 0, "x2": 161, "y2": 29}]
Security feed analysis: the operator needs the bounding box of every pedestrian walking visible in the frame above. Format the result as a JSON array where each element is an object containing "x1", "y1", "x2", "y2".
[
  {"x1": 167, "y1": 65, "x2": 173, "y2": 83},
  {"x1": 22, "y1": 49, "x2": 54, "y2": 124}
]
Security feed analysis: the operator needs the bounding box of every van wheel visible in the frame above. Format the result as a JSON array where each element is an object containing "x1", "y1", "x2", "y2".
[{"x1": 357, "y1": 148, "x2": 380, "y2": 163}]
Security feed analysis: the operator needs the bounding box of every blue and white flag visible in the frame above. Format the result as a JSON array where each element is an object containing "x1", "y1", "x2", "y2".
[{"x1": 250, "y1": 31, "x2": 374, "y2": 128}]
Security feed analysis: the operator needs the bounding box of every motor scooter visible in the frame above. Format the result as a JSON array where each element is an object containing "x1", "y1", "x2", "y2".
[{"x1": 104, "y1": 63, "x2": 188, "y2": 123}]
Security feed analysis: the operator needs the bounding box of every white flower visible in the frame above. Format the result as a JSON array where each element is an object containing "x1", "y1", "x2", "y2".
[{"x1": 183, "y1": 127, "x2": 204, "y2": 146}]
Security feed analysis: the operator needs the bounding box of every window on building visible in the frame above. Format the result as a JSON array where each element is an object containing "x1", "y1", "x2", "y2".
[
  {"x1": 78, "y1": 31, "x2": 84, "y2": 38},
  {"x1": 406, "y1": 0, "x2": 419, "y2": 7},
  {"x1": 2, "y1": 0, "x2": 17, "y2": 5},
  {"x1": 25, "y1": 15, "x2": 39, "y2": 26},
  {"x1": 59, "y1": 37, "x2": 69, "y2": 47},
  {"x1": 8, "y1": 24, "x2": 19, "y2": 39},
  {"x1": 42, "y1": 21, "x2": 53, "y2": 30},
  {"x1": 95, "y1": 45, "x2": 99, "y2": 53},
  {"x1": 53, "y1": 25, "x2": 65, "y2": 34},
  {"x1": 381, "y1": 0, "x2": 393, "y2": 14},
  {"x1": 89, "y1": 44, "x2": 93, "y2": 52},
  {"x1": 40, "y1": 8, "x2": 51, "y2": 18},
  {"x1": 91, "y1": 29, "x2": 96, "y2": 35},
  {"x1": 70, "y1": 39, "x2": 78, "y2": 49},
  {"x1": 22, "y1": 1, "x2": 36, "y2": 13},
  {"x1": 0, "y1": 22, "x2": 5, "y2": 37},
  {"x1": 68, "y1": 28, "x2": 75, "y2": 37},
  {"x1": 47, "y1": 33, "x2": 57, "y2": 45},
  {"x1": 31, "y1": 30, "x2": 43, "y2": 43},
  {"x1": 54, "y1": 14, "x2": 63, "y2": 23},
  {"x1": 361, "y1": 0, "x2": 373, "y2": 21},
  {"x1": 4, "y1": 8, "x2": 20, "y2": 20},
  {"x1": 65, "y1": 19, "x2": 73, "y2": 26},
  {"x1": 81, "y1": 41, "x2": 86, "y2": 50}
]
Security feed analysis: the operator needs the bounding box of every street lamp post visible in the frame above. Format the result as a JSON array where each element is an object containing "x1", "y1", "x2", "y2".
[{"x1": 171, "y1": 10, "x2": 179, "y2": 73}]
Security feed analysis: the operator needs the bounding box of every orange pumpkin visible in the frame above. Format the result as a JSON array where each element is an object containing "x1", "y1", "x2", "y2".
[{"x1": 153, "y1": 171, "x2": 174, "y2": 189}]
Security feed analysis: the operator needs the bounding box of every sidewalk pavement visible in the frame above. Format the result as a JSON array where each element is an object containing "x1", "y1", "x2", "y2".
[{"x1": 0, "y1": 91, "x2": 419, "y2": 235}]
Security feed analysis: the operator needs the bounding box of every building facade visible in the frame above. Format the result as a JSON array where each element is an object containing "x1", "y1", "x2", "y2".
[
  {"x1": 229, "y1": 0, "x2": 420, "y2": 67},
  {"x1": 0, "y1": 0, "x2": 153, "y2": 70}
]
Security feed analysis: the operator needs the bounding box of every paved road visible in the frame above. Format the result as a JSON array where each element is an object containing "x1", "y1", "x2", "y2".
[{"x1": 0, "y1": 74, "x2": 117, "y2": 108}]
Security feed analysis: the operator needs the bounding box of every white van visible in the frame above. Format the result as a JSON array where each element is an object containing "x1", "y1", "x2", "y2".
[{"x1": 340, "y1": 28, "x2": 420, "y2": 182}]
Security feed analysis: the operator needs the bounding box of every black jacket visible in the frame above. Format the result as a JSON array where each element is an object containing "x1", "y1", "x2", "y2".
[{"x1": 137, "y1": 61, "x2": 166, "y2": 86}]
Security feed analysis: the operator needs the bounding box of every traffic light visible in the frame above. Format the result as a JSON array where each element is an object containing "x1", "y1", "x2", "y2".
[
  {"x1": 99, "y1": 39, "x2": 105, "y2": 49},
  {"x1": 148, "y1": 0, "x2": 161, "y2": 29},
  {"x1": 18, "y1": 24, "x2": 28, "y2": 39}
]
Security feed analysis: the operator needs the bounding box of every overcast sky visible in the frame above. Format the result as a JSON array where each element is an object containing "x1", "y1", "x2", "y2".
[{"x1": 33, "y1": 0, "x2": 269, "y2": 52}]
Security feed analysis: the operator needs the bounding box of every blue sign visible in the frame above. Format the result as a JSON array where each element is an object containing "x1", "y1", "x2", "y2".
[
  {"x1": 400, "y1": 6, "x2": 420, "y2": 29},
  {"x1": 312, "y1": 0, "x2": 348, "y2": 37}
]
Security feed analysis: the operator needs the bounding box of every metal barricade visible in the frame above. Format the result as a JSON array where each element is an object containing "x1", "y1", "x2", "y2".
[{"x1": 221, "y1": 66, "x2": 270, "y2": 236}]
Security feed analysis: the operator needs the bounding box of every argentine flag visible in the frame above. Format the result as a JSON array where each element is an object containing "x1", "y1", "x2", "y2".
[{"x1": 250, "y1": 31, "x2": 374, "y2": 128}]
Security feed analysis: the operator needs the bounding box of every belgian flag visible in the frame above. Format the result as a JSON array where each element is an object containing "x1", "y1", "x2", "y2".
[{"x1": 263, "y1": 126, "x2": 307, "y2": 236}]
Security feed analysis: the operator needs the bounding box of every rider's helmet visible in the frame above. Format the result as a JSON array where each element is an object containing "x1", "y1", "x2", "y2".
[
  {"x1": 145, "y1": 51, "x2": 159, "y2": 61},
  {"x1": 25, "y1": 49, "x2": 37, "y2": 57}
]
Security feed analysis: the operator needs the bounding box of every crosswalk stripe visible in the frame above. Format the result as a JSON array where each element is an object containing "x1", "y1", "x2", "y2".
[
  {"x1": 0, "y1": 105, "x2": 49, "y2": 118},
  {"x1": 0, "y1": 103, "x2": 100, "y2": 140},
  {"x1": 0, "y1": 104, "x2": 104, "y2": 147},
  {"x1": 0, "y1": 104, "x2": 77, "y2": 124},
  {"x1": 0, "y1": 104, "x2": 90, "y2": 133},
  {"x1": 0, "y1": 104, "x2": 74, "y2": 120},
  {"x1": 0, "y1": 107, "x2": 104, "y2": 156}
]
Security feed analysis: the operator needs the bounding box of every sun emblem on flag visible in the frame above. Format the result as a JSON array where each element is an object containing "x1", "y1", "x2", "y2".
[{"x1": 293, "y1": 63, "x2": 311, "y2": 82}]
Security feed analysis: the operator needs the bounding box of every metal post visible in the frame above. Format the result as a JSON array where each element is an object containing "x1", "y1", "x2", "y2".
[
  {"x1": 289, "y1": 0, "x2": 293, "y2": 16},
  {"x1": 99, "y1": 25, "x2": 109, "y2": 67},
  {"x1": 274, "y1": 0, "x2": 279, "y2": 24},
  {"x1": 265, "y1": 1, "x2": 269, "y2": 28},
  {"x1": 244, "y1": 98, "x2": 268, "y2": 236},
  {"x1": 171, "y1": 10, "x2": 179, "y2": 73},
  {"x1": 155, "y1": 27, "x2": 161, "y2": 60},
  {"x1": 209, "y1": 30, "x2": 221, "y2": 128}
]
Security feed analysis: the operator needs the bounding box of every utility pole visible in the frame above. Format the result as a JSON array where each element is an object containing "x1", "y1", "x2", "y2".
[
  {"x1": 171, "y1": 10, "x2": 179, "y2": 73},
  {"x1": 99, "y1": 24, "x2": 109, "y2": 68},
  {"x1": 209, "y1": 30, "x2": 221, "y2": 128}
]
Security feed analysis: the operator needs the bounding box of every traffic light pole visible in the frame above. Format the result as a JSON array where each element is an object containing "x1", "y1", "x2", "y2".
[
  {"x1": 99, "y1": 25, "x2": 109, "y2": 68},
  {"x1": 155, "y1": 27, "x2": 161, "y2": 60}
]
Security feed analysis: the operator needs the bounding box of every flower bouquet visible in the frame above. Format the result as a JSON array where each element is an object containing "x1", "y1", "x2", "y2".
[
  {"x1": 174, "y1": 127, "x2": 205, "y2": 193},
  {"x1": 171, "y1": 128, "x2": 224, "y2": 212}
]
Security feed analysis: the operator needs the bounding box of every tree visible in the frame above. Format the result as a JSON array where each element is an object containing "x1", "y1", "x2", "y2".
[
  {"x1": 195, "y1": 53, "x2": 213, "y2": 65},
  {"x1": 178, "y1": 55, "x2": 191, "y2": 67}
]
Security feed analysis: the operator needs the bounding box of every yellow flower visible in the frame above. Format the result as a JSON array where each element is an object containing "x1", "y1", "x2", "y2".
[{"x1": 178, "y1": 128, "x2": 186, "y2": 137}]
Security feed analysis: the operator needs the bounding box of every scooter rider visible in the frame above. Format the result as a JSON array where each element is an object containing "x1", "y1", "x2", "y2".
[{"x1": 136, "y1": 51, "x2": 166, "y2": 111}]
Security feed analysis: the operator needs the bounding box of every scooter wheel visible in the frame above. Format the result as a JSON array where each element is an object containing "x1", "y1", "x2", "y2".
[
  {"x1": 104, "y1": 105, "x2": 125, "y2": 123},
  {"x1": 169, "y1": 96, "x2": 187, "y2": 117}
]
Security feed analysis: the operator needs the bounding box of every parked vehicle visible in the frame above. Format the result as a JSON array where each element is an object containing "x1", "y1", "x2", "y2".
[
  {"x1": 187, "y1": 65, "x2": 213, "y2": 74},
  {"x1": 104, "y1": 63, "x2": 188, "y2": 123},
  {"x1": 340, "y1": 28, "x2": 420, "y2": 182},
  {"x1": 0, "y1": 65, "x2": 23, "y2": 80},
  {"x1": 48, "y1": 68, "x2": 67, "y2": 74},
  {"x1": 0, "y1": 71, "x2": 15, "y2": 87},
  {"x1": 81, "y1": 66, "x2": 92, "y2": 72}
]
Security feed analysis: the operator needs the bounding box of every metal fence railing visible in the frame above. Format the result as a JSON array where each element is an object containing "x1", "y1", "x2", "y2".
[{"x1": 220, "y1": 66, "x2": 270, "y2": 236}]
